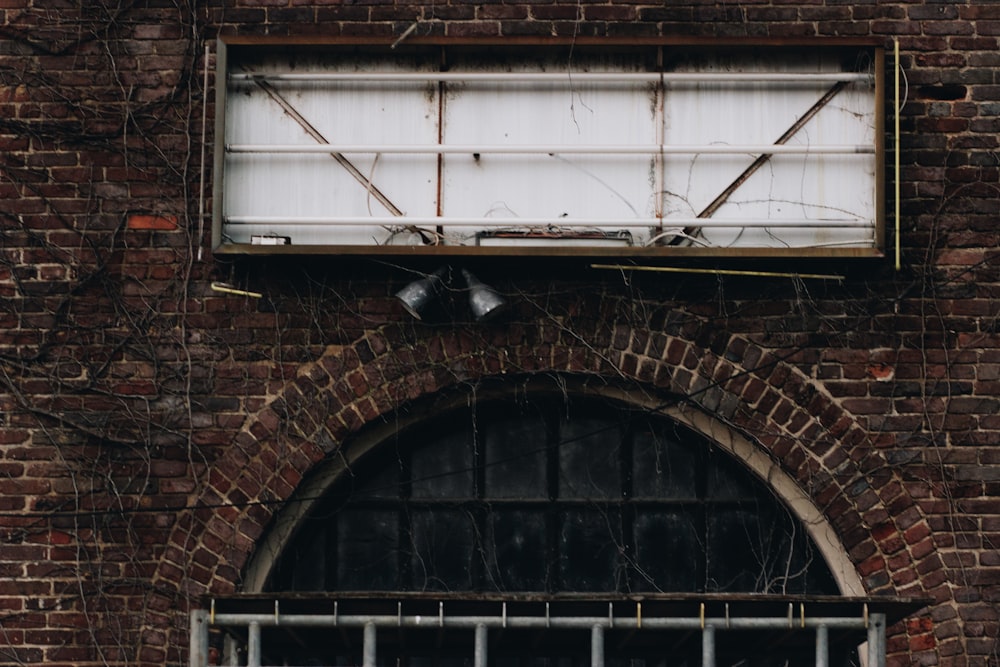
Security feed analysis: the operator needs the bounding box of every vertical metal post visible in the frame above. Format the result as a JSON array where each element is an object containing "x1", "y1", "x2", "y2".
[
  {"x1": 363, "y1": 622, "x2": 377, "y2": 667},
  {"x1": 189, "y1": 611, "x2": 209, "y2": 667},
  {"x1": 867, "y1": 613, "x2": 886, "y2": 667},
  {"x1": 247, "y1": 621, "x2": 261, "y2": 667},
  {"x1": 815, "y1": 624, "x2": 829, "y2": 667},
  {"x1": 475, "y1": 624, "x2": 488, "y2": 667},
  {"x1": 224, "y1": 634, "x2": 240, "y2": 666},
  {"x1": 591, "y1": 625, "x2": 605, "y2": 667},
  {"x1": 893, "y1": 39, "x2": 901, "y2": 272},
  {"x1": 702, "y1": 624, "x2": 716, "y2": 667}
]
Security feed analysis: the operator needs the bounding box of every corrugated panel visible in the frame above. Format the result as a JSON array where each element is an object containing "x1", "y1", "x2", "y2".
[
  {"x1": 661, "y1": 52, "x2": 876, "y2": 250},
  {"x1": 223, "y1": 55, "x2": 440, "y2": 246},
  {"x1": 440, "y1": 56, "x2": 656, "y2": 247}
]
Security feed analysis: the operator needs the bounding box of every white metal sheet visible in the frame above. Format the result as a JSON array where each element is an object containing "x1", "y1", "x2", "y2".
[
  {"x1": 218, "y1": 46, "x2": 880, "y2": 253},
  {"x1": 661, "y1": 52, "x2": 876, "y2": 249},
  {"x1": 224, "y1": 56, "x2": 439, "y2": 246},
  {"x1": 439, "y1": 57, "x2": 656, "y2": 247}
]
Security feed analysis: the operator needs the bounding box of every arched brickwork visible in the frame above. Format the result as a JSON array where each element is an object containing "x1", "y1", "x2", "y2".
[{"x1": 152, "y1": 312, "x2": 943, "y2": 663}]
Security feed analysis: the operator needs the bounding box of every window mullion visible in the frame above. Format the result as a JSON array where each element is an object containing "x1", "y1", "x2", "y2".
[
  {"x1": 400, "y1": 446, "x2": 413, "y2": 590},
  {"x1": 547, "y1": 406, "x2": 560, "y2": 592},
  {"x1": 621, "y1": 420, "x2": 635, "y2": 592},
  {"x1": 472, "y1": 408, "x2": 485, "y2": 589}
]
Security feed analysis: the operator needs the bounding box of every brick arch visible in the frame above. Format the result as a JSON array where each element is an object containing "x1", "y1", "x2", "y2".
[{"x1": 154, "y1": 320, "x2": 934, "y2": 620}]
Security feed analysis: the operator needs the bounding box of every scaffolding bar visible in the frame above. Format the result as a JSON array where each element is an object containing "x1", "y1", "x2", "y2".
[
  {"x1": 363, "y1": 622, "x2": 377, "y2": 667},
  {"x1": 247, "y1": 622, "x2": 261, "y2": 667},
  {"x1": 193, "y1": 602, "x2": 922, "y2": 667},
  {"x1": 867, "y1": 613, "x2": 887, "y2": 667},
  {"x1": 816, "y1": 624, "x2": 829, "y2": 667},
  {"x1": 702, "y1": 624, "x2": 716, "y2": 667},
  {"x1": 230, "y1": 71, "x2": 872, "y2": 84},
  {"x1": 190, "y1": 610, "x2": 209, "y2": 667},
  {"x1": 224, "y1": 216, "x2": 875, "y2": 229},
  {"x1": 227, "y1": 142, "x2": 875, "y2": 155},
  {"x1": 475, "y1": 624, "x2": 488, "y2": 667},
  {"x1": 207, "y1": 611, "x2": 869, "y2": 631},
  {"x1": 591, "y1": 625, "x2": 605, "y2": 667},
  {"x1": 224, "y1": 635, "x2": 239, "y2": 667}
]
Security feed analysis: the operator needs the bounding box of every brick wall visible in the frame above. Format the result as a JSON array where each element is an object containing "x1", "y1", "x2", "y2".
[{"x1": 0, "y1": 1, "x2": 998, "y2": 666}]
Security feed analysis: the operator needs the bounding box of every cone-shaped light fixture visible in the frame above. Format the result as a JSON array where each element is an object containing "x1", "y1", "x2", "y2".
[
  {"x1": 462, "y1": 269, "x2": 506, "y2": 322},
  {"x1": 395, "y1": 267, "x2": 447, "y2": 320}
]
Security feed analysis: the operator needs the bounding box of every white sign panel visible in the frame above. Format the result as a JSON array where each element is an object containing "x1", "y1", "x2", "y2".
[{"x1": 214, "y1": 41, "x2": 883, "y2": 256}]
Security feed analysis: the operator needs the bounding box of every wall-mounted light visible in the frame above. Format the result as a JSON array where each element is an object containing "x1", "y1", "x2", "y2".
[
  {"x1": 395, "y1": 267, "x2": 446, "y2": 320},
  {"x1": 462, "y1": 269, "x2": 506, "y2": 322},
  {"x1": 396, "y1": 267, "x2": 507, "y2": 322}
]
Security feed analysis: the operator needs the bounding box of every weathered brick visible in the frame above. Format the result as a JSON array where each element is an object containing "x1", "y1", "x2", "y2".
[{"x1": 0, "y1": 4, "x2": 998, "y2": 667}]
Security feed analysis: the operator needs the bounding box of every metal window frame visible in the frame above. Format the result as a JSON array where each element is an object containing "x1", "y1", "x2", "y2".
[{"x1": 211, "y1": 37, "x2": 886, "y2": 259}]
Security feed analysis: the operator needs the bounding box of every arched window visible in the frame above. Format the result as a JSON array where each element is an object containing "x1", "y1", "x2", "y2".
[
  {"x1": 267, "y1": 392, "x2": 838, "y2": 596},
  {"x1": 196, "y1": 385, "x2": 919, "y2": 667}
]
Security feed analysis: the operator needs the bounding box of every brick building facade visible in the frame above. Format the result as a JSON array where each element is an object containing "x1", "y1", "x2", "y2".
[{"x1": 1, "y1": 1, "x2": 999, "y2": 666}]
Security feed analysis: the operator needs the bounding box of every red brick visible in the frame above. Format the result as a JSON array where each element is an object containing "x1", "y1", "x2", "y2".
[{"x1": 126, "y1": 214, "x2": 177, "y2": 230}]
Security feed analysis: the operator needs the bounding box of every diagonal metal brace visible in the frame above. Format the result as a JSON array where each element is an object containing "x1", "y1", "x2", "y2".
[
  {"x1": 250, "y1": 76, "x2": 405, "y2": 217},
  {"x1": 672, "y1": 80, "x2": 850, "y2": 243}
]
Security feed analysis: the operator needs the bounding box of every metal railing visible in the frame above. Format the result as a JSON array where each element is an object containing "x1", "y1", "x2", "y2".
[{"x1": 190, "y1": 599, "x2": 887, "y2": 667}]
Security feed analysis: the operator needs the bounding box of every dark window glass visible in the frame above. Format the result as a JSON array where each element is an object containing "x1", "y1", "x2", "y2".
[
  {"x1": 558, "y1": 416, "x2": 621, "y2": 500},
  {"x1": 410, "y1": 508, "x2": 475, "y2": 591},
  {"x1": 559, "y1": 508, "x2": 622, "y2": 591},
  {"x1": 267, "y1": 394, "x2": 837, "y2": 596},
  {"x1": 632, "y1": 429, "x2": 698, "y2": 500},
  {"x1": 706, "y1": 506, "x2": 765, "y2": 592},
  {"x1": 632, "y1": 510, "x2": 700, "y2": 592},
  {"x1": 336, "y1": 509, "x2": 399, "y2": 590},
  {"x1": 483, "y1": 413, "x2": 548, "y2": 499},
  {"x1": 411, "y1": 428, "x2": 475, "y2": 499},
  {"x1": 354, "y1": 459, "x2": 402, "y2": 499},
  {"x1": 485, "y1": 509, "x2": 548, "y2": 590},
  {"x1": 705, "y1": 450, "x2": 758, "y2": 500}
]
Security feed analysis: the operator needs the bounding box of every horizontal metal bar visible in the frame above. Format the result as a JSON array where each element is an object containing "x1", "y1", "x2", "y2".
[
  {"x1": 230, "y1": 71, "x2": 872, "y2": 84},
  {"x1": 224, "y1": 216, "x2": 875, "y2": 229},
  {"x1": 226, "y1": 143, "x2": 875, "y2": 156},
  {"x1": 207, "y1": 612, "x2": 869, "y2": 631}
]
